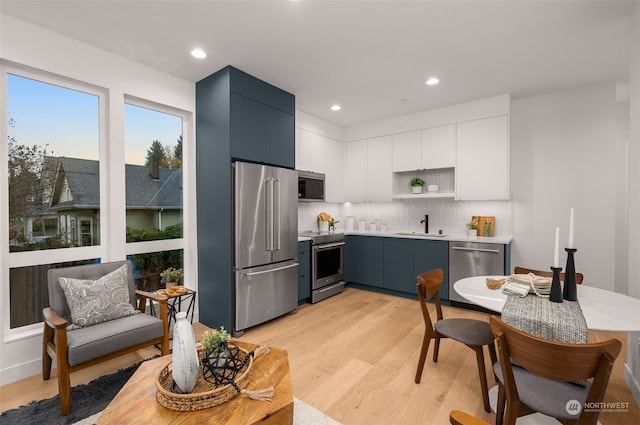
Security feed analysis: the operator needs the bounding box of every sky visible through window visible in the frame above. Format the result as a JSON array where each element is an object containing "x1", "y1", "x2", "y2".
[{"x1": 7, "y1": 74, "x2": 182, "y2": 166}]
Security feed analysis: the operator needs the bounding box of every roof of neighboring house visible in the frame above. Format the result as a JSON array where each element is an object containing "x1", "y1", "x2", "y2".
[{"x1": 47, "y1": 156, "x2": 182, "y2": 211}]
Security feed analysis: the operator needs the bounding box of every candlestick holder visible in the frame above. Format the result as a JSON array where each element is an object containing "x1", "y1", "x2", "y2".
[
  {"x1": 549, "y1": 266, "x2": 563, "y2": 303},
  {"x1": 563, "y1": 248, "x2": 578, "y2": 301}
]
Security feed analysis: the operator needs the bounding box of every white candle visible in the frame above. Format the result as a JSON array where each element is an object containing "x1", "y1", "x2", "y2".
[
  {"x1": 568, "y1": 208, "x2": 575, "y2": 249},
  {"x1": 553, "y1": 227, "x2": 560, "y2": 267}
]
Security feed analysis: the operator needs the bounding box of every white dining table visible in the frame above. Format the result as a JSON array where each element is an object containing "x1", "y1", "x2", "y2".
[{"x1": 454, "y1": 275, "x2": 640, "y2": 332}]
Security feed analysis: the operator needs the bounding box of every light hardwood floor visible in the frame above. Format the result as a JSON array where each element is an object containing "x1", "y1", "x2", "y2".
[{"x1": 1, "y1": 287, "x2": 638, "y2": 424}]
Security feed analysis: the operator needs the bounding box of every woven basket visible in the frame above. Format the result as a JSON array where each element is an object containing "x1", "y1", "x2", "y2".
[{"x1": 156, "y1": 345, "x2": 253, "y2": 411}]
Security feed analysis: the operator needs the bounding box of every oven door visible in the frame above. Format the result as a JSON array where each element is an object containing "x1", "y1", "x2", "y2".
[{"x1": 312, "y1": 241, "x2": 344, "y2": 290}]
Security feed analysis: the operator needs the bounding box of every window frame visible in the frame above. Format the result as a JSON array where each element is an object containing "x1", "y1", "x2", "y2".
[{"x1": 1, "y1": 64, "x2": 194, "y2": 340}]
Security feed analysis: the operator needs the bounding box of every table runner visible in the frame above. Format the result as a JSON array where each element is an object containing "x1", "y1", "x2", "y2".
[{"x1": 502, "y1": 294, "x2": 587, "y2": 344}]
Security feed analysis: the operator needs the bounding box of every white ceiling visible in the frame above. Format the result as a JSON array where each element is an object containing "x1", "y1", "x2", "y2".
[{"x1": 1, "y1": 0, "x2": 635, "y2": 128}]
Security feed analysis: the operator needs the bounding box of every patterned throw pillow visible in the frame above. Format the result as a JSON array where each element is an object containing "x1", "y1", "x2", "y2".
[{"x1": 58, "y1": 264, "x2": 138, "y2": 330}]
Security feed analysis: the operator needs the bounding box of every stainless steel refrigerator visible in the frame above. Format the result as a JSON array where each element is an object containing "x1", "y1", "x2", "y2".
[{"x1": 233, "y1": 161, "x2": 298, "y2": 335}]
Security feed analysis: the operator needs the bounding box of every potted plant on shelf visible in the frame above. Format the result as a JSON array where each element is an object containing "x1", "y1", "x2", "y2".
[
  {"x1": 160, "y1": 267, "x2": 184, "y2": 288},
  {"x1": 410, "y1": 177, "x2": 426, "y2": 194},
  {"x1": 466, "y1": 219, "x2": 478, "y2": 238}
]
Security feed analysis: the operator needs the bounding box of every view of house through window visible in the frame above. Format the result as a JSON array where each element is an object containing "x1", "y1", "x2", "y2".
[
  {"x1": 7, "y1": 74, "x2": 100, "y2": 252},
  {"x1": 5, "y1": 74, "x2": 188, "y2": 329},
  {"x1": 6, "y1": 73, "x2": 101, "y2": 328},
  {"x1": 125, "y1": 103, "x2": 184, "y2": 291}
]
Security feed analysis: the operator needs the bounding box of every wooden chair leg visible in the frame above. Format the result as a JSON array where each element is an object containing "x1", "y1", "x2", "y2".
[
  {"x1": 432, "y1": 335, "x2": 441, "y2": 363},
  {"x1": 496, "y1": 383, "x2": 505, "y2": 425},
  {"x1": 488, "y1": 341, "x2": 498, "y2": 383},
  {"x1": 415, "y1": 333, "x2": 432, "y2": 383},
  {"x1": 58, "y1": 367, "x2": 71, "y2": 416},
  {"x1": 42, "y1": 324, "x2": 53, "y2": 380},
  {"x1": 473, "y1": 346, "x2": 491, "y2": 413}
]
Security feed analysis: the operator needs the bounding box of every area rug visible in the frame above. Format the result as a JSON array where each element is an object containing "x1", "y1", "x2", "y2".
[
  {"x1": 1, "y1": 358, "x2": 341, "y2": 425},
  {"x1": 0, "y1": 358, "x2": 152, "y2": 425}
]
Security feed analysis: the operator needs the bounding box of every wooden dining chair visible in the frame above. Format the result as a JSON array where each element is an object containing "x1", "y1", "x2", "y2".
[
  {"x1": 415, "y1": 268, "x2": 497, "y2": 413},
  {"x1": 514, "y1": 266, "x2": 584, "y2": 284},
  {"x1": 449, "y1": 410, "x2": 491, "y2": 425},
  {"x1": 489, "y1": 316, "x2": 621, "y2": 425}
]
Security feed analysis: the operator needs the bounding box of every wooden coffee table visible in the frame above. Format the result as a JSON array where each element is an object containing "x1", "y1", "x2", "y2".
[{"x1": 97, "y1": 341, "x2": 294, "y2": 425}]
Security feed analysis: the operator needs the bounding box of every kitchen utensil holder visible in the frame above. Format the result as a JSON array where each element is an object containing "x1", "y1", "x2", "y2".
[
  {"x1": 563, "y1": 248, "x2": 578, "y2": 301},
  {"x1": 549, "y1": 266, "x2": 563, "y2": 303}
]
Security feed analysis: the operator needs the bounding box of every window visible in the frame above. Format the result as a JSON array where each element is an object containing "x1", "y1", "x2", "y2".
[
  {"x1": 125, "y1": 103, "x2": 183, "y2": 242},
  {"x1": 5, "y1": 70, "x2": 103, "y2": 329},
  {"x1": 3, "y1": 66, "x2": 191, "y2": 332},
  {"x1": 125, "y1": 102, "x2": 185, "y2": 292},
  {"x1": 7, "y1": 74, "x2": 100, "y2": 252}
]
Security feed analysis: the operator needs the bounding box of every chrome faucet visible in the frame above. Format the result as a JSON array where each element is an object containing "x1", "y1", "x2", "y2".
[{"x1": 420, "y1": 215, "x2": 429, "y2": 233}]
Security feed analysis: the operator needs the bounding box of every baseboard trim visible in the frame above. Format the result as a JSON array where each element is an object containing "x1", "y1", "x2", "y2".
[
  {"x1": 624, "y1": 362, "x2": 640, "y2": 407},
  {"x1": 0, "y1": 357, "x2": 41, "y2": 386}
]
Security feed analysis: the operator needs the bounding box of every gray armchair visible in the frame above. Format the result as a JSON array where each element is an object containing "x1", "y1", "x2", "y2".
[{"x1": 42, "y1": 260, "x2": 169, "y2": 415}]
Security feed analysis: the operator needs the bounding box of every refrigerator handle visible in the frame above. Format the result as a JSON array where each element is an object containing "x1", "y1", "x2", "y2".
[
  {"x1": 266, "y1": 178, "x2": 275, "y2": 252},
  {"x1": 244, "y1": 262, "x2": 299, "y2": 277},
  {"x1": 274, "y1": 178, "x2": 281, "y2": 251}
]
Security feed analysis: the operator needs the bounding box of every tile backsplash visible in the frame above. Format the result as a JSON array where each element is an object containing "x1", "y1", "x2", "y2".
[{"x1": 299, "y1": 199, "x2": 513, "y2": 236}]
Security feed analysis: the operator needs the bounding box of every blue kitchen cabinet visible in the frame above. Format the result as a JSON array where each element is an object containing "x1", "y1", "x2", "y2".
[
  {"x1": 413, "y1": 239, "x2": 449, "y2": 300},
  {"x1": 230, "y1": 93, "x2": 295, "y2": 168},
  {"x1": 383, "y1": 238, "x2": 416, "y2": 293},
  {"x1": 345, "y1": 235, "x2": 383, "y2": 288},
  {"x1": 229, "y1": 67, "x2": 295, "y2": 169},
  {"x1": 196, "y1": 65, "x2": 295, "y2": 331},
  {"x1": 297, "y1": 240, "x2": 311, "y2": 303}
]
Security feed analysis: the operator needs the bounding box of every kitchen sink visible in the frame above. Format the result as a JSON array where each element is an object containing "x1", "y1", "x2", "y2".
[{"x1": 394, "y1": 232, "x2": 448, "y2": 238}]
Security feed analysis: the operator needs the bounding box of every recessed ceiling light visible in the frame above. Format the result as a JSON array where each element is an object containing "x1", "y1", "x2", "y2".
[
  {"x1": 331, "y1": 104, "x2": 341, "y2": 111},
  {"x1": 401, "y1": 98, "x2": 409, "y2": 103},
  {"x1": 191, "y1": 48, "x2": 207, "y2": 59},
  {"x1": 426, "y1": 77, "x2": 439, "y2": 86}
]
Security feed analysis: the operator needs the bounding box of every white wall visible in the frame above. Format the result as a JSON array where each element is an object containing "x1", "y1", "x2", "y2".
[
  {"x1": 510, "y1": 83, "x2": 620, "y2": 291},
  {"x1": 625, "y1": 2, "x2": 640, "y2": 407},
  {"x1": 0, "y1": 14, "x2": 197, "y2": 385}
]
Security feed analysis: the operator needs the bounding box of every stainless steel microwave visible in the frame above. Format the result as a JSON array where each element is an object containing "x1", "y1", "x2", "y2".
[{"x1": 298, "y1": 170, "x2": 325, "y2": 202}]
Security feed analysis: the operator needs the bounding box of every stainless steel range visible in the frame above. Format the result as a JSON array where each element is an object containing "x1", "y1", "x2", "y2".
[{"x1": 300, "y1": 231, "x2": 345, "y2": 303}]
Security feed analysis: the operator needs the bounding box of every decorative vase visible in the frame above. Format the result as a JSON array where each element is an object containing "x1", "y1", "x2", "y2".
[
  {"x1": 467, "y1": 228, "x2": 477, "y2": 239},
  {"x1": 412, "y1": 186, "x2": 423, "y2": 194},
  {"x1": 166, "y1": 281, "x2": 178, "y2": 288},
  {"x1": 172, "y1": 312, "x2": 199, "y2": 393}
]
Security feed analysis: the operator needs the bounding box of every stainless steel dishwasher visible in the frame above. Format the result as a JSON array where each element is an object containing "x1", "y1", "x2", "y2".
[{"x1": 449, "y1": 241, "x2": 505, "y2": 303}]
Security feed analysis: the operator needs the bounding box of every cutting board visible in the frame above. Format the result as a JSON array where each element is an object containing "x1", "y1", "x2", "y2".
[{"x1": 473, "y1": 215, "x2": 496, "y2": 237}]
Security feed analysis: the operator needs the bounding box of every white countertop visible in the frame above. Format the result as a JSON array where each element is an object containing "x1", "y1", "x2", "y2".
[
  {"x1": 298, "y1": 230, "x2": 512, "y2": 244},
  {"x1": 343, "y1": 230, "x2": 512, "y2": 244}
]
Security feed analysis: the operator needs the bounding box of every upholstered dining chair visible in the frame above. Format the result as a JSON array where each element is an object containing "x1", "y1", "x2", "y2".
[
  {"x1": 415, "y1": 268, "x2": 497, "y2": 413},
  {"x1": 514, "y1": 266, "x2": 584, "y2": 284},
  {"x1": 489, "y1": 316, "x2": 621, "y2": 425},
  {"x1": 449, "y1": 410, "x2": 491, "y2": 425},
  {"x1": 42, "y1": 260, "x2": 170, "y2": 415}
]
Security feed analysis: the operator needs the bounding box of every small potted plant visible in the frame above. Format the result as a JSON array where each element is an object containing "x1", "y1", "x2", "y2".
[
  {"x1": 160, "y1": 267, "x2": 184, "y2": 288},
  {"x1": 328, "y1": 217, "x2": 340, "y2": 232},
  {"x1": 201, "y1": 326, "x2": 231, "y2": 369},
  {"x1": 410, "y1": 177, "x2": 425, "y2": 194},
  {"x1": 466, "y1": 219, "x2": 478, "y2": 238}
]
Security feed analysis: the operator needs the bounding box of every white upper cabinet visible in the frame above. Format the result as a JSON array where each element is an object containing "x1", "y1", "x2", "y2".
[
  {"x1": 346, "y1": 140, "x2": 368, "y2": 203},
  {"x1": 296, "y1": 127, "x2": 346, "y2": 202},
  {"x1": 367, "y1": 136, "x2": 393, "y2": 202},
  {"x1": 391, "y1": 125, "x2": 455, "y2": 172},
  {"x1": 421, "y1": 124, "x2": 455, "y2": 169},
  {"x1": 456, "y1": 115, "x2": 509, "y2": 200},
  {"x1": 392, "y1": 130, "x2": 421, "y2": 172},
  {"x1": 308, "y1": 132, "x2": 327, "y2": 174},
  {"x1": 295, "y1": 127, "x2": 311, "y2": 171},
  {"x1": 324, "y1": 137, "x2": 346, "y2": 203}
]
